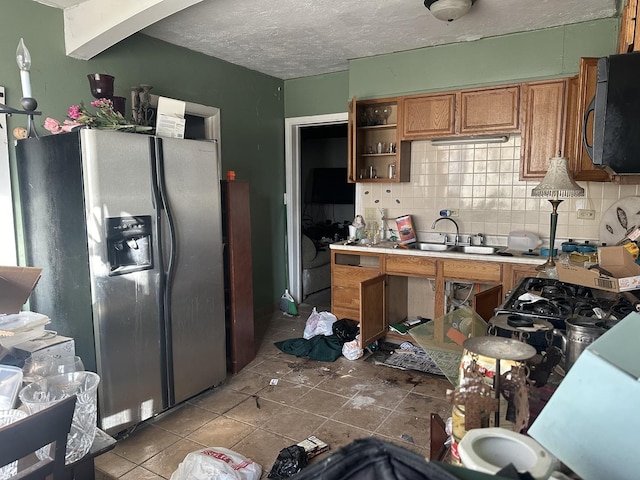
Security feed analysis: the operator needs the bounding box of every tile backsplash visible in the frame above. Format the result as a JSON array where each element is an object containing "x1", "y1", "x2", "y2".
[{"x1": 356, "y1": 135, "x2": 640, "y2": 248}]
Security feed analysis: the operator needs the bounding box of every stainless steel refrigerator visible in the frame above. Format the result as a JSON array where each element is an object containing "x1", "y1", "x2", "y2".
[{"x1": 16, "y1": 129, "x2": 227, "y2": 436}]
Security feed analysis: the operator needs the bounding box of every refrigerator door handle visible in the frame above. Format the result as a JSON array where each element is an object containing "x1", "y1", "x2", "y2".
[
  {"x1": 155, "y1": 137, "x2": 178, "y2": 403},
  {"x1": 155, "y1": 137, "x2": 177, "y2": 283}
]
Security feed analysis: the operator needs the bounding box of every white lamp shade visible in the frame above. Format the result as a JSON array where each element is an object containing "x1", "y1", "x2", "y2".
[{"x1": 531, "y1": 157, "x2": 584, "y2": 199}]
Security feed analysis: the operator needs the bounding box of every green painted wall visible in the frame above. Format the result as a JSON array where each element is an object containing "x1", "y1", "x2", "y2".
[
  {"x1": 284, "y1": 71, "x2": 349, "y2": 118},
  {"x1": 282, "y1": 19, "x2": 619, "y2": 117},
  {"x1": 1, "y1": 1, "x2": 285, "y2": 310},
  {"x1": 349, "y1": 19, "x2": 619, "y2": 99},
  {"x1": 3, "y1": 3, "x2": 621, "y2": 314}
]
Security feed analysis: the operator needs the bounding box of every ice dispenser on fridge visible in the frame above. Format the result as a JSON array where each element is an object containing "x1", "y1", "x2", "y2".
[{"x1": 106, "y1": 215, "x2": 153, "y2": 276}]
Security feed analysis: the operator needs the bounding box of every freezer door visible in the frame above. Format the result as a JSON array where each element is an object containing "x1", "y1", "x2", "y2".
[
  {"x1": 80, "y1": 129, "x2": 165, "y2": 435},
  {"x1": 158, "y1": 137, "x2": 227, "y2": 404}
]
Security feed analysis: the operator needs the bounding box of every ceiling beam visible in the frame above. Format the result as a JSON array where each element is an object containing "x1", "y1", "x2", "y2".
[{"x1": 61, "y1": 0, "x2": 203, "y2": 60}]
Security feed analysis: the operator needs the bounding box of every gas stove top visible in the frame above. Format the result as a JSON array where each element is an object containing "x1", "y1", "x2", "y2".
[{"x1": 496, "y1": 277, "x2": 638, "y2": 329}]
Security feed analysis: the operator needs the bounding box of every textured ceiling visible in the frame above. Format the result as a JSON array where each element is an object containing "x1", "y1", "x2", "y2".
[
  {"x1": 43, "y1": 0, "x2": 619, "y2": 80},
  {"x1": 142, "y1": 0, "x2": 618, "y2": 79}
]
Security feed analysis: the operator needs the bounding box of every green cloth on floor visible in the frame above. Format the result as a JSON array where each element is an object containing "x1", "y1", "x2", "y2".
[{"x1": 274, "y1": 335, "x2": 344, "y2": 362}]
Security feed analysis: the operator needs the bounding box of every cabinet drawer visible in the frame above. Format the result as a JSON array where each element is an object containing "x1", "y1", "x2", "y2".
[
  {"x1": 443, "y1": 260, "x2": 501, "y2": 282},
  {"x1": 332, "y1": 265, "x2": 381, "y2": 287},
  {"x1": 385, "y1": 255, "x2": 436, "y2": 276},
  {"x1": 332, "y1": 286, "x2": 361, "y2": 311}
]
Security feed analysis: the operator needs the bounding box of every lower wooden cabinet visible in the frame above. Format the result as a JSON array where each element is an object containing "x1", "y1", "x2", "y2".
[
  {"x1": 331, "y1": 251, "x2": 384, "y2": 327},
  {"x1": 502, "y1": 263, "x2": 539, "y2": 294},
  {"x1": 332, "y1": 248, "x2": 540, "y2": 345}
]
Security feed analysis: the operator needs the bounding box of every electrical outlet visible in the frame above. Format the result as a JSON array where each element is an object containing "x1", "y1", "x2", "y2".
[
  {"x1": 449, "y1": 209, "x2": 459, "y2": 217},
  {"x1": 577, "y1": 209, "x2": 596, "y2": 220}
]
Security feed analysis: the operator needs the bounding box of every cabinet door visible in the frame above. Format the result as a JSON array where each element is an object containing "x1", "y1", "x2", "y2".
[
  {"x1": 473, "y1": 284, "x2": 503, "y2": 322},
  {"x1": 350, "y1": 97, "x2": 405, "y2": 183},
  {"x1": 618, "y1": 0, "x2": 640, "y2": 53},
  {"x1": 502, "y1": 263, "x2": 539, "y2": 294},
  {"x1": 520, "y1": 79, "x2": 568, "y2": 179},
  {"x1": 459, "y1": 86, "x2": 520, "y2": 134},
  {"x1": 568, "y1": 58, "x2": 611, "y2": 182},
  {"x1": 402, "y1": 93, "x2": 456, "y2": 139},
  {"x1": 360, "y1": 274, "x2": 386, "y2": 346},
  {"x1": 347, "y1": 96, "x2": 358, "y2": 182}
]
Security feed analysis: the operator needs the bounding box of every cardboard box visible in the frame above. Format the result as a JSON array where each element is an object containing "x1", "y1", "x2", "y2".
[
  {"x1": 0, "y1": 266, "x2": 42, "y2": 314},
  {"x1": 556, "y1": 246, "x2": 640, "y2": 292},
  {"x1": 13, "y1": 334, "x2": 75, "y2": 358}
]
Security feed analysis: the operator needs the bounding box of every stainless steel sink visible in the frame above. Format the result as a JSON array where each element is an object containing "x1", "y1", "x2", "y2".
[
  {"x1": 451, "y1": 245, "x2": 500, "y2": 255},
  {"x1": 414, "y1": 242, "x2": 449, "y2": 251}
]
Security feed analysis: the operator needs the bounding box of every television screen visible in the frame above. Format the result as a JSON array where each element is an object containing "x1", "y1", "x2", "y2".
[{"x1": 309, "y1": 168, "x2": 355, "y2": 204}]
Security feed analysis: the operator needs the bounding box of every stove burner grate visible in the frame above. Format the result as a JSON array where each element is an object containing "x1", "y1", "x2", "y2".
[{"x1": 499, "y1": 277, "x2": 630, "y2": 328}]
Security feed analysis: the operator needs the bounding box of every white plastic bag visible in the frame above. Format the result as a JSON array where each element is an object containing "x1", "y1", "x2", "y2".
[
  {"x1": 170, "y1": 447, "x2": 262, "y2": 480},
  {"x1": 303, "y1": 307, "x2": 337, "y2": 339},
  {"x1": 342, "y1": 334, "x2": 363, "y2": 360}
]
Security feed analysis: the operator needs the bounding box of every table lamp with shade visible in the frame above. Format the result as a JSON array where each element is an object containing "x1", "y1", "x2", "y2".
[{"x1": 531, "y1": 157, "x2": 585, "y2": 271}]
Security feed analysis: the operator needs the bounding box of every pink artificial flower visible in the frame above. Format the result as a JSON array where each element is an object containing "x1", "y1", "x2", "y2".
[
  {"x1": 44, "y1": 117, "x2": 63, "y2": 134},
  {"x1": 43, "y1": 117, "x2": 85, "y2": 135},
  {"x1": 67, "y1": 104, "x2": 82, "y2": 120},
  {"x1": 91, "y1": 98, "x2": 113, "y2": 109},
  {"x1": 60, "y1": 120, "x2": 85, "y2": 132}
]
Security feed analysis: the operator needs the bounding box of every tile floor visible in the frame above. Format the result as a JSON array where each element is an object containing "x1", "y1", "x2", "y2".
[{"x1": 95, "y1": 290, "x2": 452, "y2": 479}]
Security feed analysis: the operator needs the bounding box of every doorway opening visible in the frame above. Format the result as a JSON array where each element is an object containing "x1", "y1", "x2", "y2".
[{"x1": 285, "y1": 113, "x2": 349, "y2": 303}]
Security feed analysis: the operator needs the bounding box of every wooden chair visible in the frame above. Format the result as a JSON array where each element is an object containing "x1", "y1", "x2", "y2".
[{"x1": 0, "y1": 395, "x2": 76, "y2": 480}]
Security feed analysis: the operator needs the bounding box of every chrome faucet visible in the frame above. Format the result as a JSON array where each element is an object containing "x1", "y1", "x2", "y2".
[{"x1": 431, "y1": 217, "x2": 460, "y2": 245}]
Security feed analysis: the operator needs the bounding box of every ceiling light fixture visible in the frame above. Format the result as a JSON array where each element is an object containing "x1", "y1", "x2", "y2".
[
  {"x1": 431, "y1": 135, "x2": 509, "y2": 146},
  {"x1": 424, "y1": 0, "x2": 476, "y2": 22}
]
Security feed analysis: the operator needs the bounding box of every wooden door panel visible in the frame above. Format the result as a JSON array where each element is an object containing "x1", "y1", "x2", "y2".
[
  {"x1": 459, "y1": 86, "x2": 520, "y2": 133},
  {"x1": 402, "y1": 94, "x2": 456, "y2": 139}
]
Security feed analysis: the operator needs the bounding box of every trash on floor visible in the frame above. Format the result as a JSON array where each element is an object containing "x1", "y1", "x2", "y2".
[
  {"x1": 342, "y1": 334, "x2": 363, "y2": 360},
  {"x1": 267, "y1": 445, "x2": 307, "y2": 480},
  {"x1": 302, "y1": 308, "x2": 336, "y2": 339},
  {"x1": 366, "y1": 341, "x2": 453, "y2": 377},
  {"x1": 331, "y1": 318, "x2": 359, "y2": 342},
  {"x1": 276, "y1": 316, "x2": 361, "y2": 362},
  {"x1": 274, "y1": 335, "x2": 344, "y2": 362},
  {"x1": 169, "y1": 447, "x2": 262, "y2": 480},
  {"x1": 268, "y1": 436, "x2": 329, "y2": 480}
]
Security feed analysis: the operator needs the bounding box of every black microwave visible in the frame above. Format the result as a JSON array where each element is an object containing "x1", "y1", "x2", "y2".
[{"x1": 584, "y1": 51, "x2": 640, "y2": 175}]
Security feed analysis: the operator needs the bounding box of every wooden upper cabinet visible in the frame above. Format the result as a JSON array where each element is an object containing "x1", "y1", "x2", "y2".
[
  {"x1": 567, "y1": 58, "x2": 611, "y2": 182},
  {"x1": 619, "y1": 0, "x2": 640, "y2": 53},
  {"x1": 459, "y1": 86, "x2": 520, "y2": 134},
  {"x1": 402, "y1": 93, "x2": 456, "y2": 139},
  {"x1": 401, "y1": 86, "x2": 520, "y2": 140},
  {"x1": 520, "y1": 79, "x2": 568, "y2": 179},
  {"x1": 348, "y1": 96, "x2": 410, "y2": 183}
]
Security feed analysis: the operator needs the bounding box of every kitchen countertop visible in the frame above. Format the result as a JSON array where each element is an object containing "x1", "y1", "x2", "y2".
[{"x1": 330, "y1": 240, "x2": 546, "y2": 266}]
